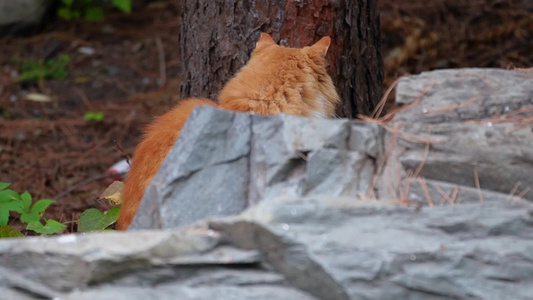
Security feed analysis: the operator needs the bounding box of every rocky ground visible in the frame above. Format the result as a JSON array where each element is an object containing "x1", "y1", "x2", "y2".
[{"x1": 1, "y1": 0, "x2": 532, "y2": 233}]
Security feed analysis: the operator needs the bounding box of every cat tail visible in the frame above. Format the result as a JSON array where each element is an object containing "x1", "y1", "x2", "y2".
[{"x1": 116, "y1": 98, "x2": 217, "y2": 230}]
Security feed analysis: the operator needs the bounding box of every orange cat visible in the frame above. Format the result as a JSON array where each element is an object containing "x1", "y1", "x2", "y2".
[{"x1": 116, "y1": 33, "x2": 340, "y2": 230}]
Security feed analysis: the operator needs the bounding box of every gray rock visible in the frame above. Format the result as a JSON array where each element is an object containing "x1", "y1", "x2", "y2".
[
  {"x1": 0, "y1": 227, "x2": 320, "y2": 300},
  {"x1": 1, "y1": 194, "x2": 531, "y2": 300},
  {"x1": 2, "y1": 67, "x2": 532, "y2": 300},
  {"x1": 383, "y1": 68, "x2": 533, "y2": 201},
  {"x1": 130, "y1": 106, "x2": 252, "y2": 230},
  {"x1": 65, "y1": 273, "x2": 319, "y2": 300},
  {"x1": 211, "y1": 195, "x2": 533, "y2": 300},
  {"x1": 249, "y1": 114, "x2": 377, "y2": 203},
  {"x1": 131, "y1": 105, "x2": 382, "y2": 230},
  {"x1": 0, "y1": 0, "x2": 52, "y2": 37}
]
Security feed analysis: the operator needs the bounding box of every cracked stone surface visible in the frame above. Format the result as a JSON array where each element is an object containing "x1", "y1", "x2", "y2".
[
  {"x1": 380, "y1": 68, "x2": 533, "y2": 201},
  {"x1": 1, "y1": 195, "x2": 532, "y2": 299},
  {"x1": 130, "y1": 105, "x2": 382, "y2": 230},
  {"x1": 1, "y1": 68, "x2": 532, "y2": 300}
]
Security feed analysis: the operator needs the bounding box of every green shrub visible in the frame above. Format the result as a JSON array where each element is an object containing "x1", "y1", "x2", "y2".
[
  {"x1": 84, "y1": 111, "x2": 105, "y2": 122},
  {"x1": 0, "y1": 182, "x2": 120, "y2": 238},
  {"x1": 0, "y1": 183, "x2": 66, "y2": 236},
  {"x1": 58, "y1": 0, "x2": 132, "y2": 21},
  {"x1": 16, "y1": 54, "x2": 70, "y2": 83}
]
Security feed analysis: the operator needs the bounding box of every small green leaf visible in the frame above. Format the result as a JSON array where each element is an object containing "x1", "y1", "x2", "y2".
[
  {"x1": 0, "y1": 226, "x2": 24, "y2": 238},
  {"x1": 58, "y1": 7, "x2": 73, "y2": 20},
  {"x1": 20, "y1": 212, "x2": 40, "y2": 224},
  {"x1": 78, "y1": 207, "x2": 120, "y2": 232},
  {"x1": 20, "y1": 199, "x2": 54, "y2": 224},
  {"x1": 61, "y1": 0, "x2": 74, "y2": 5},
  {"x1": 85, "y1": 7, "x2": 104, "y2": 21},
  {"x1": 17, "y1": 55, "x2": 70, "y2": 83},
  {"x1": 0, "y1": 200, "x2": 23, "y2": 214},
  {"x1": 58, "y1": 54, "x2": 71, "y2": 64},
  {"x1": 0, "y1": 189, "x2": 20, "y2": 203},
  {"x1": 112, "y1": 0, "x2": 131, "y2": 13},
  {"x1": 31, "y1": 199, "x2": 53, "y2": 215},
  {"x1": 0, "y1": 182, "x2": 10, "y2": 191},
  {"x1": 84, "y1": 111, "x2": 95, "y2": 121},
  {"x1": 0, "y1": 189, "x2": 23, "y2": 214},
  {"x1": 20, "y1": 191, "x2": 32, "y2": 212},
  {"x1": 84, "y1": 111, "x2": 104, "y2": 122},
  {"x1": 0, "y1": 209, "x2": 9, "y2": 226},
  {"x1": 26, "y1": 220, "x2": 66, "y2": 235},
  {"x1": 94, "y1": 112, "x2": 104, "y2": 121},
  {"x1": 73, "y1": 10, "x2": 82, "y2": 19}
]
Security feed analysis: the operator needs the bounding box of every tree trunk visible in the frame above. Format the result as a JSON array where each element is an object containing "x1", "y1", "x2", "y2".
[{"x1": 180, "y1": 0, "x2": 383, "y2": 118}]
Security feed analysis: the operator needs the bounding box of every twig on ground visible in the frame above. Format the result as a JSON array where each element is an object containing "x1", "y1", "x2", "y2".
[
  {"x1": 474, "y1": 168, "x2": 484, "y2": 203},
  {"x1": 357, "y1": 191, "x2": 372, "y2": 201},
  {"x1": 295, "y1": 150, "x2": 308, "y2": 161},
  {"x1": 466, "y1": 116, "x2": 533, "y2": 125},
  {"x1": 425, "y1": 97, "x2": 478, "y2": 114},
  {"x1": 358, "y1": 115, "x2": 446, "y2": 144},
  {"x1": 371, "y1": 74, "x2": 408, "y2": 118},
  {"x1": 371, "y1": 82, "x2": 436, "y2": 122},
  {"x1": 432, "y1": 183, "x2": 453, "y2": 205},
  {"x1": 72, "y1": 87, "x2": 93, "y2": 110},
  {"x1": 504, "y1": 105, "x2": 533, "y2": 117},
  {"x1": 450, "y1": 186, "x2": 459, "y2": 204},
  {"x1": 155, "y1": 36, "x2": 166, "y2": 87},
  {"x1": 417, "y1": 177, "x2": 434, "y2": 206},
  {"x1": 506, "y1": 181, "x2": 521, "y2": 201},
  {"x1": 413, "y1": 142, "x2": 430, "y2": 178},
  {"x1": 114, "y1": 140, "x2": 132, "y2": 166},
  {"x1": 399, "y1": 169, "x2": 414, "y2": 205},
  {"x1": 513, "y1": 186, "x2": 531, "y2": 203},
  {"x1": 53, "y1": 173, "x2": 123, "y2": 200}
]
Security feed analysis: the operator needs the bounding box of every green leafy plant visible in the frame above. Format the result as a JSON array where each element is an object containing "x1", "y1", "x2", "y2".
[
  {"x1": 78, "y1": 207, "x2": 120, "y2": 232},
  {"x1": 58, "y1": 0, "x2": 132, "y2": 21},
  {"x1": 77, "y1": 182, "x2": 123, "y2": 232},
  {"x1": 16, "y1": 54, "x2": 70, "y2": 83},
  {"x1": 84, "y1": 111, "x2": 104, "y2": 122},
  {"x1": 0, "y1": 183, "x2": 67, "y2": 237},
  {"x1": 0, "y1": 181, "x2": 122, "y2": 238},
  {"x1": 0, "y1": 226, "x2": 24, "y2": 238}
]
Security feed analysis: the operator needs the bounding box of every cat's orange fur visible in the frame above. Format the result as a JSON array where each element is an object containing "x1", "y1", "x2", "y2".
[{"x1": 116, "y1": 33, "x2": 340, "y2": 230}]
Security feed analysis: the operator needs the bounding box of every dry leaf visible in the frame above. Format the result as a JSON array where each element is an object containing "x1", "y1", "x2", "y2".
[
  {"x1": 25, "y1": 93, "x2": 52, "y2": 102},
  {"x1": 100, "y1": 181, "x2": 124, "y2": 205}
]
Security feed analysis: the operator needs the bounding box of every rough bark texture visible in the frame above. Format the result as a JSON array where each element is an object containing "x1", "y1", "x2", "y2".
[{"x1": 180, "y1": 0, "x2": 383, "y2": 118}]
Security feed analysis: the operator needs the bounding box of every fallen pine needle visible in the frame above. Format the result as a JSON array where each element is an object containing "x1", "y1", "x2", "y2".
[
  {"x1": 474, "y1": 168, "x2": 484, "y2": 203},
  {"x1": 513, "y1": 186, "x2": 531, "y2": 203},
  {"x1": 450, "y1": 186, "x2": 459, "y2": 204},
  {"x1": 417, "y1": 177, "x2": 434, "y2": 206},
  {"x1": 425, "y1": 96, "x2": 478, "y2": 114},
  {"x1": 413, "y1": 142, "x2": 430, "y2": 178},
  {"x1": 432, "y1": 183, "x2": 454, "y2": 205},
  {"x1": 506, "y1": 181, "x2": 521, "y2": 201},
  {"x1": 371, "y1": 74, "x2": 408, "y2": 119}
]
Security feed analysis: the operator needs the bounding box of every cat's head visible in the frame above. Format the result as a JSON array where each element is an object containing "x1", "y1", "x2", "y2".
[{"x1": 219, "y1": 33, "x2": 341, "y2": 118}]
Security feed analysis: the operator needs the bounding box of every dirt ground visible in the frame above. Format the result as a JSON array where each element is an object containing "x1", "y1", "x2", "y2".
[{"x1": 1, "y1": 0, "x2": 532, "y2": 233}]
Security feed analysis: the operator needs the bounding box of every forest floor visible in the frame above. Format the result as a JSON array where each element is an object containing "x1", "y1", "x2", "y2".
[{"x1": 1, "y1": 0, "x2": 532, "y2": 233}]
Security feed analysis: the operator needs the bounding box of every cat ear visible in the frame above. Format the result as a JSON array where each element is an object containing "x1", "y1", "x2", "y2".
[
  {"x1": 256, "y1": 33, "x2": 276, "y2": 49},
  {"x1": 310, "y1": 36, "x2": 331, "y2": 57}
]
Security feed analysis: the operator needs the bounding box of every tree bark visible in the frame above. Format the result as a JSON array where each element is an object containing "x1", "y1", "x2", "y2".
[{"x1": 180, "y1": 0, "x2": 383, "y2": 118}]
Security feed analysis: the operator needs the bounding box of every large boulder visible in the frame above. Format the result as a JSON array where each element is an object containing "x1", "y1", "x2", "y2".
[
  {"x1": 0, "y1": 68, "x2": 532, "y2": 299},
  {"x1": 0, "y1": 194, "x2": 532, "y2": 299},
  {"x1": 130, "y1": 106, "x2": 383, "y2": 229},
  {"x1": 379, "y1": 68, "x2": 533, "y2": 202},
  {"x1": 0, "y1": 0, "x2": 53, "y2": 37}
]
